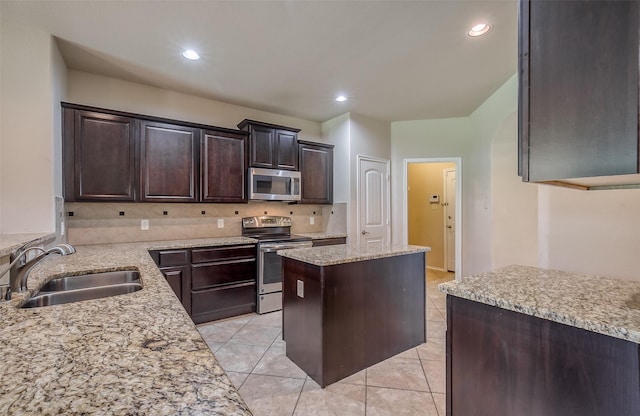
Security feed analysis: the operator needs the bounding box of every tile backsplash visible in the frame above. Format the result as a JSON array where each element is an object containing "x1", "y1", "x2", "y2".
[{"x1": 65, "y1": 201, "x2": 346, "y2": 245}]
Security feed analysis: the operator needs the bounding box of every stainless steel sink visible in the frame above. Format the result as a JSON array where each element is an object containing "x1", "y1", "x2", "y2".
[{"x1": 21, "y1": 270, "x2": 142, "y2": 308}]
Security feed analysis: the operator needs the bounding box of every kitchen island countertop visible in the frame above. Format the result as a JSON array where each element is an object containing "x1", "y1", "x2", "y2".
[
  {"x1": 0, "y1": 236, "x2": 257, "y2": 415},
  {"x1": 278, "y1": 243, "x2": 429, "y2": 267},
  {"x1": 295, "y1": 232, "x2": 347, "y2": 240},
  {"x1": 439, "y1": 264, "x2": 640, "y2": 343}
]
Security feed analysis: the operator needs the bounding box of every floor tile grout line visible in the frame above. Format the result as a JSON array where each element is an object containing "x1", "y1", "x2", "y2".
[
  {"x1": 290, "y1": 377, "x2": 307, "y2": 416},
  {"x1": 431, "y1": 391, "x2": 442, "y2": 416},
  {"x1": 364, "y1": 368, "x2": 368, "y2": 416},
  {"x1": 243, "y1": 326, "x2": 282, "y2": 377}
]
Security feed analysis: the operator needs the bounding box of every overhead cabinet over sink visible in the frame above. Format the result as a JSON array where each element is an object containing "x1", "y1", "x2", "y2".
[
  {"x1": 62, "y1": 103, "x2": 248, "y2": 203},
  {"x1": 63, "y1": 110, "x2": 138, "y2": 201},
  {"x1": 519, "y1": 0, "x2": 640, "y2": 189}
]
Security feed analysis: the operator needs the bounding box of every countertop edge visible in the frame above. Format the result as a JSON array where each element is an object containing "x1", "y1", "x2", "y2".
[
  {"x1": 438, "y1": 266, "x2": 640, "y2": 344},
  {"x1": 278, "y1": 244, "x2": 429, "y2": 267},
  {"x1": 0, "y1": 232, "x2": 57, "y2": 257}
]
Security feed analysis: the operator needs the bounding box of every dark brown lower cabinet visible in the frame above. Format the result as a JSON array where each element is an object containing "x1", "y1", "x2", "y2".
[
  {"x1": 446, "y1": 296, "x2": 640, "y2": 416},
  {"x1": 283, "y1": 252, "x2": 425, "y2": 387},
  {"x1": 149, "y1": 244, "x2": 256, "y2": 324},
  {"x1": 191, "y1": 282, "x2": 255, "y2": 324},
  {"x1": 152, "y1": 249, "x2": 191, "y2": 314},
  {"x1": 190, "y1": 245, "x2": 257, "y2": 324}
]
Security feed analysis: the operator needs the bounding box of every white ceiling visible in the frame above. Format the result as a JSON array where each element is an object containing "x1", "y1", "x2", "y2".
[{"x1": 5, "y1": 0, "x2": 517, "y2": 123}]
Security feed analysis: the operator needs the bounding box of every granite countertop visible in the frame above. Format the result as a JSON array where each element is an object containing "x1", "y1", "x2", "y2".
[
  {"x1": 278, "y1": 243, "x2": 429, "y2": 267},
  {"x1": 0, "y1": 232, "x2": 56, "y2": 257},
  {"x1": 296, "y1": 232, "x2": 347, "y2": 240},
  {"x1": 0, "y1": 236, "x2": 257, "y2": 415},
  {"x1": 439, "y1": 265, "x2": 640, "y2": 344}
]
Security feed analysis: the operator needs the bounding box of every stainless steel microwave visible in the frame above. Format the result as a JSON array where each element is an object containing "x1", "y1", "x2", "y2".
[{"x1": 248, "y1": 168, "x2": 301, "y2": 201}]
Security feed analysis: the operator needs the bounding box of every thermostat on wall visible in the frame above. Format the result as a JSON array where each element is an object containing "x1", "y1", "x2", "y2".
[{"x1": 429, "y1": 194, "x2": 440, "y2": 203}]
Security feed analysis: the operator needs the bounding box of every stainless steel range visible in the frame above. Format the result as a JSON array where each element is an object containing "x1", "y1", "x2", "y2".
[{"x1": 242, "y1": 216, "x2": 312, "y2": 314}]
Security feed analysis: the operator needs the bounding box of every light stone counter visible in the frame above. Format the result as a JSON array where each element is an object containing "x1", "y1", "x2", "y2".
[
  {"x1": 278, "y1": 243, "x2": 429, "y2": 267},
  {"x1": 439, "y1": 264, "x2": 640, "y2": 344},
  {"x1": 0, "y1": 236, "x2": 257, "y2": 415},
  {"x1": 0, "y1": 232, "x2": 56, "y2": 257},
  {"x1": 296, "y1": 232, "x2": 347, "y2": 240}
]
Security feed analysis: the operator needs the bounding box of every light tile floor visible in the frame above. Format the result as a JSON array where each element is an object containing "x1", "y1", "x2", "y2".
[{"x1": 197, "y1": 269, "x2": 454, "y2": 416}]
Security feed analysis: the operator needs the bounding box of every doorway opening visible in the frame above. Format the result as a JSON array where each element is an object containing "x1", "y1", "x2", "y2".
[{"x1": 403, "y1": 158, "x2": 462, "y2": 280}]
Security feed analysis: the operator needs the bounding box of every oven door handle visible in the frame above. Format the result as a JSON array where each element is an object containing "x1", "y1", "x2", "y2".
[{"x1": 261, "y1": 243, "x2": 312, "y2": 253}]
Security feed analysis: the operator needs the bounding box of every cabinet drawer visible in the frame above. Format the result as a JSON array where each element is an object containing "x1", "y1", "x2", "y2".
[
  {"x1": 191, "y1": 245, "x2": 256, "y2": 264},
  {"x1": 191, "y1": 258, "x2": 256, "y2": 290},
  {"x1": 191, "y1": 282, "x2": 256, "y2": 323},
  {"x1": 158, "y1": 249, "x2": 189, "y2": 266}
]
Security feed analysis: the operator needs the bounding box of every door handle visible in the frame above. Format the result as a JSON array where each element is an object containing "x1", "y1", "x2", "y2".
[
  {"x1": 447, "y1": 225, "x2": 452, "y2": 229},
  {"x1": 361, "y1": 230, "x2": 370, "y2": 235}
]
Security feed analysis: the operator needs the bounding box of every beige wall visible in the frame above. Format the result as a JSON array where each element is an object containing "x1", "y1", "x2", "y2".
[
  {"x1": 67, "y1": 70, "x2": 323, "y2": 142},
  {"x1": 349, "y1": 113, "x2": 391, "y2": 241},
  {"x1": 392, "y1": 74, "x2": 525, "y2": 277},
  {"x1": 397, "y1": 71, "x2": 640, "y2": 281},
  {"x1": 321, "y1": 112, "x2": 391, "y2": 242},
  {"x1": 490, "y1": 111, "x2": 539, "y2": 269},
  {"x1": 408, "y1": 162, "x2": 455, "y2": 269},
  {"x1": 0, "y1": 9, "x2": 65, "y2": 234},
  {"x1": 321, "y1": 113, "x2": 350, "y2": 203}
]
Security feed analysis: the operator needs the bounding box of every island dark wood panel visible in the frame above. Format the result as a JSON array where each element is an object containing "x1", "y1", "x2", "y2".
[
  {"x1": 283, "y1": 252, "x2": 425, "y2": 387},
  {"x1": 446, "y1": 296, "x2": 640, "y2": 416}
]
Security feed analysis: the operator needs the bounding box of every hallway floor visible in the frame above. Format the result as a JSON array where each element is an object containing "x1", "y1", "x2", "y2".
[{"x1": 197, "y1": 269, "x2": 454, "y2": 416}]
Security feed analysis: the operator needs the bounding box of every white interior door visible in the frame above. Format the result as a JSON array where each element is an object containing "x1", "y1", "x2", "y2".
[
  {"x1": 444, "y1": 168, "x2": 456, "y2": 271},
  {"x1": 358, "y1": 156, "x2": 390, "y2": 247}
]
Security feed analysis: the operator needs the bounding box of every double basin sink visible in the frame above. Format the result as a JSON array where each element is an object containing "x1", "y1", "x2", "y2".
[{"x1": 21, "y1": 270, "x2": 142, "y2": 308}]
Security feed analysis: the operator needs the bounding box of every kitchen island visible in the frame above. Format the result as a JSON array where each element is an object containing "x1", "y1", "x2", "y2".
[
  {"x1": 439, "y1": 265, "x2": 640, "y2": 416},
  {"x1": 0, "y1": 237, "x2": 257, "y2": 415},
  {"x1": 278, "y1": 243, "x2": 429, "y2": 387}
]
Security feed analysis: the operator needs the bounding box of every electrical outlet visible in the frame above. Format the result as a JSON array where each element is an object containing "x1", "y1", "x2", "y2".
[
  {"x1": 309, "y1": 216, "x2": 315, "y2": 225},
  {"x1": 141, "y1": 219, "x2": 149, "y2": 230},
  {"x1": 217, "y1": 218, "x2": 224, "y2": 228},
  {"x1": 297, "y1": 280, "x2": 304, "y2": 298}
]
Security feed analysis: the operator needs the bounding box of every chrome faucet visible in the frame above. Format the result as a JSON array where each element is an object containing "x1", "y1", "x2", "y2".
[{"x1": 0, "y1": 243, "x2": 76, "y2": 300}]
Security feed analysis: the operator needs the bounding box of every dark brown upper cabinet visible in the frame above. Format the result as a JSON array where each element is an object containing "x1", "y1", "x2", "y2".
[
  {"x1": 63, "y1": 108, "x2": 137, "y2": 201},
  {"x1": 238, "y1": 119, "x2": 300, "y2": 171},
  {"x1": 298, "y1": 140, "x2": 333, "y2": 204},
  {"x1": 201, "y1": 130, "x2": 247, "y2": 202},
  {"x1": 140, "y1": 121, "x2": 199, "y2": 202},
  {"x1": 519, "y1": 0, "x2": 640, "y2": 188}
]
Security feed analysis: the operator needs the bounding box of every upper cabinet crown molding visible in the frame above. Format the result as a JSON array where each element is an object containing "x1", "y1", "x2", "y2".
[{"x1": 518, "y1": 0, "x2": 640, "y2": 189}]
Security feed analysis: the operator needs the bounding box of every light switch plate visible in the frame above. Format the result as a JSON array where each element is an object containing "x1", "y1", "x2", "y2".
[
  {"x1": 217, "y1": 218, "x2": 224, "y2": 228},
  {"x1": 141, "y1": 219, "x2": 149, "y2": 230},
  {"x1": 297, "y1": 280, "x2": 304, "y2": 298}
]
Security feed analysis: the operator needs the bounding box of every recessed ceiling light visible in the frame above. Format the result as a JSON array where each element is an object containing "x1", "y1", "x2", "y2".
[
  {"x1": 182, "y1": 49, "x2": 200, "y2": 60},
  {"x1": 335, "y1": 95, "x2": 348, "y2": 102},
  {"x1": 468, "y1": 23, "x2": 492, "y2": 37}
]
